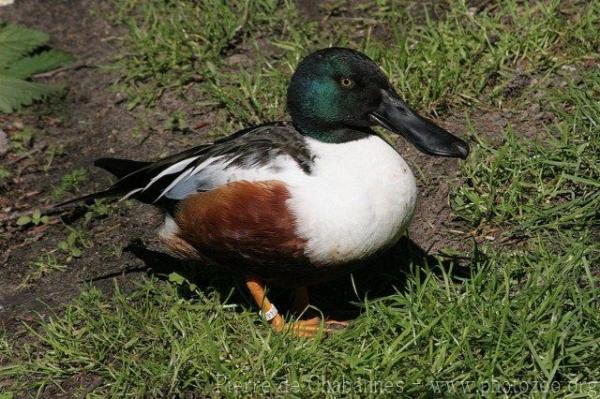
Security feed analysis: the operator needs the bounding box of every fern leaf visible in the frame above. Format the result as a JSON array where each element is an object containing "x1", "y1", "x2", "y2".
[
  {"x1": 3, "y1": 50, "x2": 74, "y2": 79},
  {"x1": 0, "y1": 75, "x2": 58, "y2": 113},
  {"x1": 0, "y1": 24, "x2": 49, "y2": 68}
]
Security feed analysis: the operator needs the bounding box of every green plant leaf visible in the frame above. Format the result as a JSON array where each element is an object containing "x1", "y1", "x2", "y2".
[
  {"x1": 0, "y1": 75, "x2": 58, "y2": 113},
  {"x1": 0, "y1": 166, "x2": 10, "y2": 179},
  {"x1": 16, "y1": 215, "x2": 31, "y2": 226},
  {"x1": 168, "y1": 272, "x2": 185, "y2": 285},
  {"x1": 0, "y1": 23, "x2": 48, "y2": 68},
  {"x1": 3, "y1": 50, "x2": 74, "y2": 79},
  {"x1": 32, "y1": 208, "x2": 41, "y2": 220},
  {"x1": 0, "y1": 23, "x2": 71, "y2": 113}
]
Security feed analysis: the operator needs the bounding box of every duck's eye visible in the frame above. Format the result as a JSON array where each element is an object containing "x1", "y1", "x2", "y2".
[{"x1": 340, "y1": 77, "x2": 355, "y2": 89}]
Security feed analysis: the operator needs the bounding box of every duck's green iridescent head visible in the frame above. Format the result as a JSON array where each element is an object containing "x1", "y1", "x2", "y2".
[{"x1": 287, "y1": 47, "x2": 469, "y2": 159}]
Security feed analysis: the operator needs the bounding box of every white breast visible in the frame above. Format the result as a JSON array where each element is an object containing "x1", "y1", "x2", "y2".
[{"x1": 286, "y1": 136, "x2": 417, "y2": 265}]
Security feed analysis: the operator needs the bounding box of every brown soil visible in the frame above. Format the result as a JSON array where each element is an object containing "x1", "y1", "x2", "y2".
[
  {"x1": 0, "y1": 0, "x2": 545, "y2": 354},
  {"x1": 0, "y1": 0, "x2": 152, "y2": 334}
]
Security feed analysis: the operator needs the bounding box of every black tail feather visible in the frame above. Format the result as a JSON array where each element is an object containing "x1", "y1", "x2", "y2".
[
  {"x1": 94, "y1": 157, "x2": 151, "y2": 179},
  {"x1": 53, "y1": 148, "x2": 207, "y2": 211},
  {"x1": 53, "y1": 157, "x2": 151, "y2": 209}
]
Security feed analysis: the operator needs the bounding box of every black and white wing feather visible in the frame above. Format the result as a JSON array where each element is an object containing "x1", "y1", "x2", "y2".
[{"x1": 56, "y1": 123, "x2": 314, "y2": 212}]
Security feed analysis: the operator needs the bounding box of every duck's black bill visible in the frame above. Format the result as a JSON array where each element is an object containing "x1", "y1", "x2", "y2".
[{"x1": 369, "y1": 90, "x2": 469, "y2": 159}]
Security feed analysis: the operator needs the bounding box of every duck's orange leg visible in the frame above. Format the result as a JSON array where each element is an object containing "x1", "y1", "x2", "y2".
[{"x1": 245, "y1": 278, "x2": 348, "y2": 337}]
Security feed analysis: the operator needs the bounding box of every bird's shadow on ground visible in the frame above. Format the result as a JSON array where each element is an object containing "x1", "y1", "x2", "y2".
[{"x1": 123, "y1": 237, "x2": 479, "y2": 322}]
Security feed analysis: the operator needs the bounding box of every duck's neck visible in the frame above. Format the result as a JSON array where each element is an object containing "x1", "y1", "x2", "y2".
[{"x1": 293, "y1": 121, "x2": 372, "y2": 144}]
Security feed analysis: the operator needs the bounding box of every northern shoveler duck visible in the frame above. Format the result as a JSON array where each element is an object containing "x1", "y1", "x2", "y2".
[{"x1": 59, "y1": 48, "x2": 469, "y2": 336}]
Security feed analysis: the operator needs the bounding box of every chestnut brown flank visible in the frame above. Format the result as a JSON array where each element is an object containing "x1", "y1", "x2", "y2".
[{"x1": 170, "y1": 180, "x2": 308, "y2": 273}]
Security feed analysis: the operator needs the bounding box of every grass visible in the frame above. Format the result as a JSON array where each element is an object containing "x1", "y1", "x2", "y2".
[
  {"x1": 50, "y1": 167, "x2": 88, "y2": 201},
  {"x1": 23, "y1": 255, "x2": 67, "y2": 285},
  {"x1": 454, "y1": 72, "x2": 600, "y2": 233},
  {"x1": 2, "y1": 0, "x2": 600, "y2": 397},
  {"x1": 115, "y1": 0, "x2": 600, "y2": 124},
  {"x1": 2, "y1": 234, "x2": 598, "y2": 397},
  {"x1": 113, "y1": 0, "x2": 291, "y2": 108}
]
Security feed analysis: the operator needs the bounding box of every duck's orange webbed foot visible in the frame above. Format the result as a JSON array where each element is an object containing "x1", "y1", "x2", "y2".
[{"x1": 245, "y1": 279, "x2": 349, "y2": 337}]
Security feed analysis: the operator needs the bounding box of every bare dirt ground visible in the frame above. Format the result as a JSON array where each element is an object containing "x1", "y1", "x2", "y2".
[
  {"x1": 1, "y1": 0, "x2": 150, "y2": 334},
  {"x1": 0, "y1": 0, "x2": 545, "y2": 342}
]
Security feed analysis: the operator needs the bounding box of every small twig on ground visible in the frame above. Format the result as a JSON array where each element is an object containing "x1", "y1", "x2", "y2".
[
  {"x1": 1, "y1": 249, "x2": 11, "y2": 265},
  {"x1": 33, "y1": 61, "x2": 96, "y2": 79},
  {"x1": 7, "y1": 144, "x2": 48, "y2": 165},
  {"x1": 327, "y1": 16, "x2": 378, "y2": 24}
]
